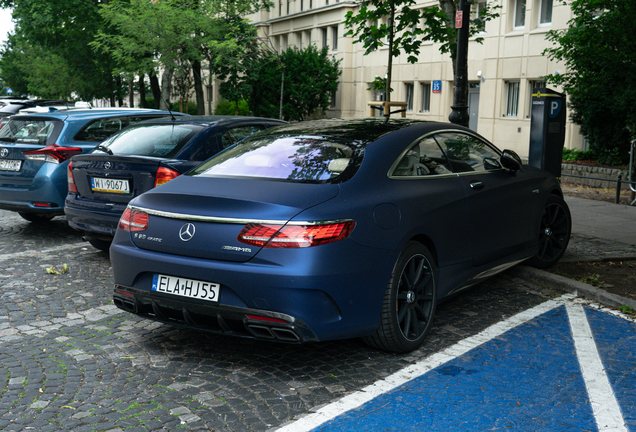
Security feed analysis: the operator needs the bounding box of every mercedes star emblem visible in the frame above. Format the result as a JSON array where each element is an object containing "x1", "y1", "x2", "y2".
[{"x1": 179, "y1": 223, "x2": 196, "y2": 242}]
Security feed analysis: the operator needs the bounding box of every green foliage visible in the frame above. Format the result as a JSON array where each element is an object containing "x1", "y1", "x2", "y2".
[
  {"x1": 562, "y1": 148, "x2": 595, "y2": 162},
  {"x1": 0, "y1": 0, "x2": 116, "y2": 100},
  {"x1": 544, "y1": 0, "x2": 636, "y2": 165},
  {"x1": 214, "y1": 99, "x2": 250, "y2": 116},
  {"x1": 247, "y1": 45, "x2": 341, "y2": 121},
  {"x1": 562, "y1": 147, "x2": 626, "y2": 167},
  {"x1": 367, "y1": 77, "x2": 393, "y2": 93},
  {"x1": 170, "y1": 101, "x2": 198, "y2": 116}
]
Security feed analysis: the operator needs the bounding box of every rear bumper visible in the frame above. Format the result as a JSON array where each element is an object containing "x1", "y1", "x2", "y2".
[
  {"x1": 65, "y1": 193, "x2": 127, "y2": 237},
  {"x1": 113, "y1": 286, "x2": 317, "y2": 343},
  {"x1": 0, "y1": 160, "x2": 68, "y2": 214},
  {"x1": 110, "y1": 231, "x2": 398, "y2": 343}
]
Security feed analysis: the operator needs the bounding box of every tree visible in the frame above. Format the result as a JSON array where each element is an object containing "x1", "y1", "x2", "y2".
[
  {"x1": 248, "y1": 45, "x2": 341, "y2": 122},
  {"x1": 544, "y1": 0, "x2": 636, "y2": 165},
  {"x1": 93, "y1": 0, "x2": 202, "y2": 109},
  {"x1": 343, "y1": 0, "x2": 498, "y2": 116},
  {"x1": 0, "y1": 0, "x2": 118, "y2": 101}
]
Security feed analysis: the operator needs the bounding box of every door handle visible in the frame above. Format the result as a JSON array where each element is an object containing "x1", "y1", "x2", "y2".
[{"x1": 469, "y1": 181, "x2": 484, "y2": 190}]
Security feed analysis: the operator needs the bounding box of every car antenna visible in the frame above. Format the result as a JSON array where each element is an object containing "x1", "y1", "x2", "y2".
[{"x1": 165, "y1": 99, "x2": 176, "y2": 121}]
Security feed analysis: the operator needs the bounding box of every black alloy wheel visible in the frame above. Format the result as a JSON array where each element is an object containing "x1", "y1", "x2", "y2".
[
  {"x1": 529, "y1": 194, "x2": 571, "y2": 269},
  {"x1": 364, "y1": 241, "x2": 437, "y2": 353}
]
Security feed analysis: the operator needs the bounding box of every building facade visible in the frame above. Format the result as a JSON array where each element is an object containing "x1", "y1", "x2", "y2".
[{"x1": 243, "y1": 0, "x2": 583, "y2": 158}]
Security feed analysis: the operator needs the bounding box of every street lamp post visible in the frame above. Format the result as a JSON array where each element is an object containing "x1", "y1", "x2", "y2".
[{"x1": 448, "y1": 0, "x2": 471, "y2": 127}]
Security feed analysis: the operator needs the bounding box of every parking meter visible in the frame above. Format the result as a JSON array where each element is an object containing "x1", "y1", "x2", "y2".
[{"x1": 528, "y1": 88, "x2": 567, "y2": 180}]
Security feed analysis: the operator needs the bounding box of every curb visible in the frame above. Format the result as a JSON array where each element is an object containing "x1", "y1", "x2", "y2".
[{"x1": 508, "y1": 265, "x2": 636, "y2": 311}]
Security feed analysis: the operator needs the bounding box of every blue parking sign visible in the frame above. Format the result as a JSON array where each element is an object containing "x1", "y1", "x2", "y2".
[{"x1": 432, "y1": 80, "x2": 441, "y2": 93}]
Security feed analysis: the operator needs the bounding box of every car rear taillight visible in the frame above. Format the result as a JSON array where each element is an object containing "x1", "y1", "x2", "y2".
[
  {"x1": 67, "y1": 160, "x2": 77, "y2": 193},
  {"x1": 22, "y1": 144, "x2": 83, "y2": 164},
  {"x1": 118, "y1": 207, "x2": 149, "y2": 232},
  {"x1": 237, "y1": 221, "x2": 355, "y2": 248},
  {"x1": 154, "y1": 167, "x2": 180, "y2": 188}
]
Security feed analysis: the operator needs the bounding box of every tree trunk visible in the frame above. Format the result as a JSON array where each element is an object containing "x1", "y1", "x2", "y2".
[
  {"x1": 139, "y1": 74, "x2": 146, "y2": 108},
  {"x1": 192, "y1": 60, "x2": 205, "y2": 115},
  {"x1": 149, "y1": 73, "x2": 162, "y2": 109},
  {"x1": 116, "y1": 75, "x2": 123, "y2": 107},
  {"x1": 128, "y1": 77, "x2": 134, "y2": 107},
  {"x1": 160, "y1": 67, "x2": 174, "y2": 110}
]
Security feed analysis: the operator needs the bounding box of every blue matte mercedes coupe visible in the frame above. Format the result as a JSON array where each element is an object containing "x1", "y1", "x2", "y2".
[{"x1": 110, "y1": 118, "x2": 571, "y2": 353}]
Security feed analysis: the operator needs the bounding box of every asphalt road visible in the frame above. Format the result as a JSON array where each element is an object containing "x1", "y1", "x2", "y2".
[{"x1": 0, "y1": 210, "x2": 555, "y2": 432}]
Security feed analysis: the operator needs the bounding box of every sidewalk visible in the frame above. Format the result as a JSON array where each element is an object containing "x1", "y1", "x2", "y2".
[{"x1": 275, "y1": 195, "x2": 636, "y2": 432}]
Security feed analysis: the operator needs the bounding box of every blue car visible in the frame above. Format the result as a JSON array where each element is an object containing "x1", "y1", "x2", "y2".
[
  {"x1": 110, "y1": 118, "x2": 571, "y2": 353},
  {"x1": 65, "y1": 116, "x2": 286, "y2": 251},
  {"x1": 0, "y1": 108, "x2": 182, "y2": 222}
]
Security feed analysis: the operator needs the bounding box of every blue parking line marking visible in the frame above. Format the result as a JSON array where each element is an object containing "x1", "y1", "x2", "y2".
[
  {"x1": 311, "y1": 305, "x2": 597, "y2": 431},
  {"x1": 586, "y1": 308, "x2": 636, "y2": 430}
]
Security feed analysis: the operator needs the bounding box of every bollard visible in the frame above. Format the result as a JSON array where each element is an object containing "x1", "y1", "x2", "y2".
[{"x1": 616, "y1": 174, "x2": 622, "y2": 204}]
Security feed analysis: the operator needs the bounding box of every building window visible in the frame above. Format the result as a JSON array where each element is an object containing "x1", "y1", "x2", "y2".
[
  {"x1": 372, "y1": 87, "x2": 386, "y2": 117},
  {"x1": 279, "y1": 0, "x2": 282, "y2": 16},
  {"x1": 332, "y1": 26, "x2": 338, "y2": 51},
  {"x1": 420, "y1": 82, "x2": 431, "y2": 112},
  {"x1": 513, "y1": 0, "x2": 526, "y2": 28},
  {"x1": 405, "y1": 83, "x2": 414, "y2": 112},
  {"x1": 538, "y1": 0, "x2": 553, "y2": 25},
  {"x1": 473, "y1": 0, "x2": 488, "y2": 33},
  {"x1": 287, "y1": 0, "x2": 290, "y2": 14},
  {"x1": 506, "y1": 81, "x2": 520, "y2": 117},
  {"x1": 322, "y1": 28, "x2": 328, "y2": 49},
  {"x1": 307, "y1": 31, "x2": 311, "y2": 46},
  {"x1": 298, "y1": 32, "x2": 302, "y2": 49},
  {"x1": 300, "y1": 0, "x2": 303, "y2": 11},
  {"x1": 309, "y1": 0, "x2": 313, "y2": 8},
  {"x1": 330, "y1": 90, "x2": 337, "y2": 108}
]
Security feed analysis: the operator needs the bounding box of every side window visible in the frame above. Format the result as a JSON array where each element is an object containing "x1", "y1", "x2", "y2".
[
  {"x1": 222, "y1": 125, "x2": 266, "y2": 149},
  {"x1": 434, "y1": 132, "x2": 502, "y2": 173},
  {"x1": 74, "y1": 117, "x2": 127, "y2": 142},
  {"x1": 392, "y1": 137, "x2": 453, "y2": 177}
]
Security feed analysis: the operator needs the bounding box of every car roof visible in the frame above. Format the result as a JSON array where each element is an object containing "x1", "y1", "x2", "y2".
[
  {"x1": 131, "y1": 115, "x2": 286, "y2": 127},
  {"x1": 253, "y1": 118, "x2": 468, "y2": 147},
  {"x1": 10, "y1": 108, "x2": 177, "y2": 121}
]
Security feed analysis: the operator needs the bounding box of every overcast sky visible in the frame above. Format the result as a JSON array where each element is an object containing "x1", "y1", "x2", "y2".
[{"x1": 0, "y1": 8, "x2": 13, "y2": 46}]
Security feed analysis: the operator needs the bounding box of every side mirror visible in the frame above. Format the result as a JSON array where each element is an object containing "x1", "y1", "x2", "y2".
[{"x1": 500, "y1": 149, "x2": 523, "y2": 171}]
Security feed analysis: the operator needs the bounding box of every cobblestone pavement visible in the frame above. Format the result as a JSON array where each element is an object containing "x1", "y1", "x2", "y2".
[{"x1": 0, "y1": 210, "x2": 609, "y2": 432}]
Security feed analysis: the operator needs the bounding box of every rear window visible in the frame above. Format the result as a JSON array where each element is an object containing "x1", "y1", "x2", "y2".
[
  {"x1": 95, "y1": 124, "x2": 203, "y2": 158},
  {"x1": 190, "y1": 135, "x2": 358, "y2": 183},
  {"x1": 0, "y1": 118, "x2": 62, "y2": 144}
]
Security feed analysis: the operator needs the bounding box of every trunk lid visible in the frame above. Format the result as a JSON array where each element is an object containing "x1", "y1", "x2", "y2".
[{"x1": 127, "y1": 175, "x2": 340, "y2": 262}]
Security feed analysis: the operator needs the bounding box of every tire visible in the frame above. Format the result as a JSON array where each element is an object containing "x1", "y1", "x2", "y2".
[
  {"x1": 528, "y1": 194, "x2": 571, "y2": 269},
  {"x1": 364, "y1": 242, "x2": 438, "y2": 353},
  {"x1": 88, "y1": 238, "x2": 112, "y2": 252},
  {"x1": 18, "y1": 213, "x2": 55, "y2": 223}
]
